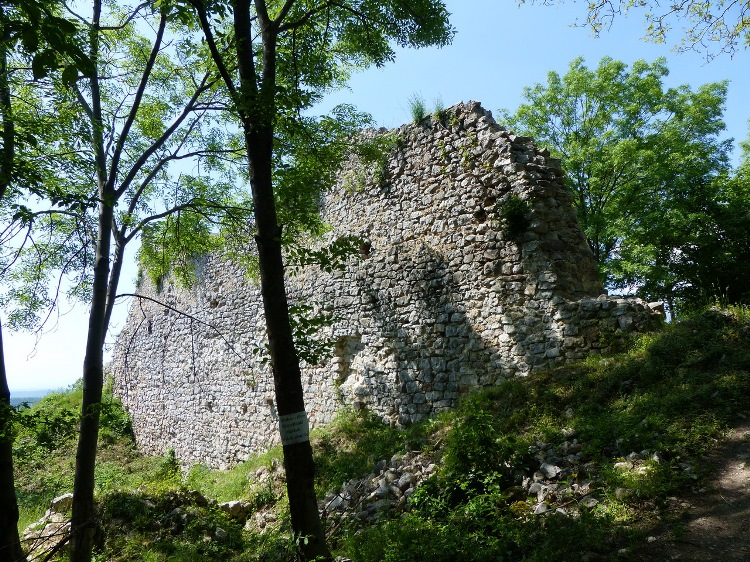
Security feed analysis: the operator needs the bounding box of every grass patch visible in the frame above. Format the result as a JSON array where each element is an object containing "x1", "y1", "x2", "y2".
[
  {"x1": 13, "y1": 307, "x2": 750, "y2": 561},
  {"x1": 407, "y1": 93, "x2": 427, "y2": 124},
  {"x1": 311, "y1": 408, "x2": 433, "y2": 496},
  {"x1": 186, "y1": 446, "x2": 284, "y2": 503}
]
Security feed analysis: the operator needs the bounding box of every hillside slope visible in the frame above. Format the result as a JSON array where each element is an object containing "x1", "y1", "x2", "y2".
[{"x1": 13, "y1": 306, "x2": 750, "y2": 561}]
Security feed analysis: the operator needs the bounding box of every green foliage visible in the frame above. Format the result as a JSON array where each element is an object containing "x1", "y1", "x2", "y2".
[
  {"x1": 498, "y1": 195, "x2": 531, "y2": 238},
  {"x1": 340, "y1": 307, "x2": 750, "y2": 560},
  {"x1": 273, "y1": 104, "x2": 378, "y2": 234},
  {"x1": 138, "y1": 210, "x2": 222, "y2": 289},
  {"x1": 344, "y1": 495, "x2": 610, "y2": 561},
  {"x1": 97, "y1": 490, "x2": 249, "y2": 562},
  {"x1": 432, "y1": 97, "x2": 447, "y2": 123},
  {"x1": 12, "y1": 379, "x2": 157, "y2": 530},
  {"x1": 625, "y1": 168, "x2": 750, "y2": 314},
  {"x1": 502, "y1": 57, "x2": 733, "y2": 311},
  {"x1": 287, "y1": 235, "x2": 364, "y2": 274},
  {"x1": 1, "y1": 1, "x2": 245, "y2": 329},
  {"x1": 185, "y1": 447, "x2": 284, "y2": 503},
  {"x1": 342, "y1": 513, "x2": 515, "y2": 562},
  {"x1": 0, "y1": 0, "x2": 94, "y2": 83},
  {"x1": 6, "y1": 3, "x2": 455, "y2": 559},
  {"x1": 11, "y1": 379, "x2": 134, "y2": 457},
  {"x1": 407, "y1": 93, "x2": 427, "y2": 124},
  {"x1": 340, "y1": 129, "x2": 405, "y2": 193},
  {"x1": 287, "y1": 302, "x2": 337, "y2": 366},
  {"x1": 312, "y1": 409, "x2": 414, "y2": 496}
]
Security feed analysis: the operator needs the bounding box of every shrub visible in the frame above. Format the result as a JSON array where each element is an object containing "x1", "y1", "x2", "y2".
[{"x1": 499, "y1": 195, "x2": 530, "y2": 238}]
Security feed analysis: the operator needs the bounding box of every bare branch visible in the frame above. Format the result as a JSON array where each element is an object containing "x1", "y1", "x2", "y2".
[{"x1": 115, "y1": 292, "x2": 252, "y2": 367}]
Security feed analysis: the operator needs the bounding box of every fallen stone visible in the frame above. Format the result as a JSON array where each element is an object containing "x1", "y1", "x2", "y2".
[{"x1": 539, "y1": 463, "x2": 562, "y2": 478}]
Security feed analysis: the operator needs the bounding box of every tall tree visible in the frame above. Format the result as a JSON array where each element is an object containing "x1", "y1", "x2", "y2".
[
  {"x1": 501, "y1": 57, "x2": 731, "y2": 313},
  {"x1": 1, "y1": 2, "x2": 243, "y2": 560},
  {"x1": 622, "y1": 133, "x2": 750, "y2": 311},
  {"x1": 1, "y1": 1, "x2": 91, "y2": 559},
  {"x1": 186, "y1": 1, "x2": 453, "y2": 558}
]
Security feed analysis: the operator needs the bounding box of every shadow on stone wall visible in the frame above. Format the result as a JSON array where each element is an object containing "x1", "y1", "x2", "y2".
[{"x1": 335, "y1": 243, "x2": 558, "y2": 426}]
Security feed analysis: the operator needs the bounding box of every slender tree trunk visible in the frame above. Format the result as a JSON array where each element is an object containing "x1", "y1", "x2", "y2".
[
  {"x1": 0, "y1": 40, "x2": 27, "y2": 562},
  {"x1": 70, "y1": 1, "x2": 111, "y2": 558},
  {"x1": 0, "y1": 322, "x2": 26, "y2": 562},
  {"x1": 69, "y1": 196, "x2": 112, "y2": 562},
  {"x1": 194, "y1": 0, "x2": 329, "y2": 556},
  {"x1": 235, "y1": 5, "x2": 330, "y2": 558},
  {"x1": 246, "y1": 130, "x2": 330, "y2": 560}
]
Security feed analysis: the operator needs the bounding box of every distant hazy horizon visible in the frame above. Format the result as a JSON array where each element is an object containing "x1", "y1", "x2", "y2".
[
  {"x1": 9, "y1": 388, "x2": 57, "y2": 395},
  {"x1": 8, "y1": 388, "x2": 55, "y2": 408}
]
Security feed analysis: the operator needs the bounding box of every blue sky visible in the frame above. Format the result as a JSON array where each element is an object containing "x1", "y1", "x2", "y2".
[{"x1": 5, "y1": 0, "x2": 749, "y2": 392}]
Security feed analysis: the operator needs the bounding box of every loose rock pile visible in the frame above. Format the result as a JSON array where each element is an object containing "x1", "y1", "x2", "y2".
[
  {"x1": 319, "y1": 451, "x2": 438, "y2": 527},
  {"x1": 310, "y1": 431, "x2": 669, "y2": 527},
  {"x1": 22, "y1": 492, "x2": 73, "y2": 558}
]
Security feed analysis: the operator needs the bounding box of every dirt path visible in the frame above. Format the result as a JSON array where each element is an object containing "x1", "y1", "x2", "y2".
[{"x1": 635, "y1": 421, "x2": 750, "y2": 561}]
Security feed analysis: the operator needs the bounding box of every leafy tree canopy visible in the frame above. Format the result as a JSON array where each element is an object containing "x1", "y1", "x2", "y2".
[
  {"x1": 501, "y1": 57, "x2": 744, "y2": 314},
  {"x1": 0, "y1": 2, "x2": 242, "y2": 330}
]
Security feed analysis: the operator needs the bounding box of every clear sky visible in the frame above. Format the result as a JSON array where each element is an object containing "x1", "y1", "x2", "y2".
[{"x1": 4, "y1": 0, "x2": 749, "y2": 392}]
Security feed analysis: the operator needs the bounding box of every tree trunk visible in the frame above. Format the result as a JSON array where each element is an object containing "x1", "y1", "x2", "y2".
[
  {"x1": 0, "y1": 321, "x2": 27, "y2": 562},
  {"x1": 0, "y1": 44, "x2": 14, "y2": 199},
  {"x1": 249, "y1": 146, "x2": 330, "y2": 560},
  {"x1": 69, "y1": 195, "x2": 112, "y2": 562},
  {"x1": 194, "y1": 1, "x2": 331, "y2": 557},
  {"x1": 257, "y1": 233, "x2": 330, "y2": 558},
  {"x1": 0, "y1": 39, "x2": 27, "y2": 562},
  {"x1": 236, "y1": 5, "x2": 330, "y2": 557},
  {"x1": 69, "y1": 1, "x2": 111, "y2": 557}
]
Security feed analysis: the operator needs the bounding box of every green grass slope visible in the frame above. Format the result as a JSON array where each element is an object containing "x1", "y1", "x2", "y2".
[{"x1": 11, "y1": 306, "x2": 750, "y2": 561}]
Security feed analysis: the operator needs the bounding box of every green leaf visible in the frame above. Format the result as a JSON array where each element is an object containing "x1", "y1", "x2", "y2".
[
  {"x1": 61, "y1": 64, "x2": 78, "y2": 86},
  {"x1": 31, "y1": 54, "x2": 49, "y2": 80}
]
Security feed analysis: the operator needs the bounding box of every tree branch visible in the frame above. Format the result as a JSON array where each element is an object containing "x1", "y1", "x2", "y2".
[
  {"x1": 189, "y1": 0, "x2": 242, "y2": 113},
  {"x1": 107, "y1": 9, "x2": 167, "y2": 192},
  {"x1": 97, "y1": 2, "x2": 150, "y2": 30},
  {"x1": 114, "y1": 73, "x2": 217, "y2": 198},
  {"x1": 115, "y1": 293, "x2": 252, "y2": 367},
  {"x1": 278, "y1": 1, "x2": 334, "y2": 33},
  {"x1": 123, "y1": 197, "x2": 248, "y2": 243}
]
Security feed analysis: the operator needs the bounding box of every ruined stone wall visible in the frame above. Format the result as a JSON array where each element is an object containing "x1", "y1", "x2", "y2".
[{"x1": 111, "y1": 102, "x2": 663, "y2": 468}]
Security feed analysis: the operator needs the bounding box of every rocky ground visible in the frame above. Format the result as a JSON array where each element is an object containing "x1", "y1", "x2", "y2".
[{"x1": 633, "y1": 421, "x2": 750, "y2": 561}]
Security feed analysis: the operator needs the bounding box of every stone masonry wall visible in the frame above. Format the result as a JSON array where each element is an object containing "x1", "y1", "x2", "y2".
[{"x1": 111, "y1": 102, "x2": 663, "y2": 468}]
